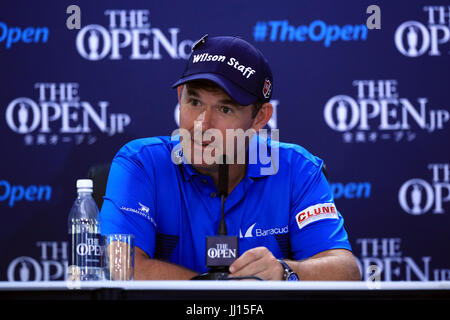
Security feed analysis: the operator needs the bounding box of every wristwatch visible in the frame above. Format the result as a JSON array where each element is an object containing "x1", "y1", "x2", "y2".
[{"x1": 277, "y1": 259, "x2": 299, "y2": 281}]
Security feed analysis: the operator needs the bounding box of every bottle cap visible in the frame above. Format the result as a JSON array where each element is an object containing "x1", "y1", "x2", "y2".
[{"x1": 76, "y1": 179, "x2": 93, "y2": 191}]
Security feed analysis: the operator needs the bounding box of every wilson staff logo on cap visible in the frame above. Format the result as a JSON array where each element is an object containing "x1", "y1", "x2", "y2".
[{"x1": 172, "y1": 34, "x2": 274, "y2": 106}]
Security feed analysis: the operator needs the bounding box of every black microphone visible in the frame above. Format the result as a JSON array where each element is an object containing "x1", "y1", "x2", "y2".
[{"x1": 191, "y1": 155, "x2": 239, "y2": 280}]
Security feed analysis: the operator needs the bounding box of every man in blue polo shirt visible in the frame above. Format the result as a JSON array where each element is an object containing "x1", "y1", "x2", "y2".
[{"x1": 100, "y1": 35, "x2": 361, "y2": 281}]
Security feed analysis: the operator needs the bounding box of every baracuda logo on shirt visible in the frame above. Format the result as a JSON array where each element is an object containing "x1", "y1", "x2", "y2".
[{"x1": 239, "y1": 222, "x2": 288, "y2": 238}]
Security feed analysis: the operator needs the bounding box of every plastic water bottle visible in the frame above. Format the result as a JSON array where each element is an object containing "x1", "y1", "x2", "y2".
[{"x1": 68, "y1": 179, "x2": 103, "y2": 281}]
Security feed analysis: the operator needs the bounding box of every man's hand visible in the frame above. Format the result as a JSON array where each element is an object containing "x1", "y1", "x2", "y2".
[
  {"x1": 134, "y1": 246, "x2": 198, "y2": 280},
  {"x1": 228, "y1": 247, "x2": 361, "y2": 281},
  {"x1": 229, "y1": 246, "x2": 284, "y2": 280}
]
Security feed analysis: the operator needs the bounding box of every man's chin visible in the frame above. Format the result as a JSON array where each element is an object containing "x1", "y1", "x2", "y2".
[{"x1": 191, "y1": 162, "x2": 219, "y2": 173}]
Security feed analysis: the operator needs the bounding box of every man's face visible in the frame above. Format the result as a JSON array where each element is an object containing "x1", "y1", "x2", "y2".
[{"x1": 178, "y1": 84, "x2": 257, "y2": 171}]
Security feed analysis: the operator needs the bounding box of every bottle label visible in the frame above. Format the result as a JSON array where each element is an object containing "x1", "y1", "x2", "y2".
[{"x1": 71, "y1": 233, "x2": 104, "y2": 268}]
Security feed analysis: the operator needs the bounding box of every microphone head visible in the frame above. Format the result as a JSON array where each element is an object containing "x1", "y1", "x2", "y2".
[{"x1": 206, "y1": 236, "x2": 239, "y2": 268}]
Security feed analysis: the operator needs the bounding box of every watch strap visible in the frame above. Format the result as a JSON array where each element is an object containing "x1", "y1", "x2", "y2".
[{"x1": 277, "y1": 259, "x2": 299, "y2": 281}]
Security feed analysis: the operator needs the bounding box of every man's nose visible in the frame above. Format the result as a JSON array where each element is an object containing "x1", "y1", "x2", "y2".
[{"x1": 196, "y1": 108, "x2": 214, "y2": 131}]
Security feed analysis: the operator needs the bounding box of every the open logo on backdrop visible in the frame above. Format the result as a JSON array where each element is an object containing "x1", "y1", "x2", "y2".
[
  {"x1": 355, "y1": 237, "x2": 450, "y2": 281},
  {"x1": 5, "y1": 82, "x2": 131, "y2": 146},
  {"x1": 399, "y1": 163, "x2": 450, "y2": 215},
  {"x1": 395, "y1": 5, "x2": 450, "y2": 57},
  {"x1": 76, "y1": 9, "x2": 193, "y2": 61},
  {"x1": 323, "y1": 80, "x2": 449, "y2": 143},
  {"x1": 7, "y1": 241, "x2": 68, "y2": 282}
]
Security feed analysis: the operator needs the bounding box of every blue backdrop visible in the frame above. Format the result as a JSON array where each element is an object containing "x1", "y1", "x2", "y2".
[{"x1": 1, "y1": 0, "x2": 449, "y2": 282}]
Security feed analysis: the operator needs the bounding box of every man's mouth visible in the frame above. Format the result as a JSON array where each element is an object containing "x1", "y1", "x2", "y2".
[{"x1": 193, "y1": 138, "x2": 213, "y2": 147}]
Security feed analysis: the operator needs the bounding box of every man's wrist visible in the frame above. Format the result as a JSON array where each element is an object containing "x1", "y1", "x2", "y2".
[{"x1": 277, "y1": 259, "x2": 299, "y2": 281}]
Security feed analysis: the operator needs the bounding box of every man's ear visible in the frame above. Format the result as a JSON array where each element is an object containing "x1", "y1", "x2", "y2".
[
  {"x1": 252, "y1": 102, "x2": 273, "y2": 131},
  {"x1": 177, "y1": 85, "x2": 183, "y2": 103}
]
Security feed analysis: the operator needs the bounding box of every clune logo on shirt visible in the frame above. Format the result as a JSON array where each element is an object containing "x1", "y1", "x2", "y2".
[
  {"x1": 239, "y1": 223, "x2": 288, "y2": 239},
  {"x1": 295, "y1": 203, "x2": 338, "y2": 230}
]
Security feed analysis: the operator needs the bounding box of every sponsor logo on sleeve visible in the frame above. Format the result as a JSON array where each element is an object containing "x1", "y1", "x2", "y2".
[
  {"x1": 295, "y1": 203, "x2": 338, "y2": 230},
  {"x1": 120, "y1": 202, "x2": 156, "y2": 227}
]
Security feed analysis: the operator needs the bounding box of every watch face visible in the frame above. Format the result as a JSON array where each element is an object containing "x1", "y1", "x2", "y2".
[{"x1": 287, "y1": 273, "x2": 299, "y2": 281}]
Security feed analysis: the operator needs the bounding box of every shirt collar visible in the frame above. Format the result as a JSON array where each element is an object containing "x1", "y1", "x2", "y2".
[
  {"x1": 170, "y1": 135, "x2": 198, "y2": 181},
  {"x1": 246, "y1": 133, "x2": 279, "y2": 178},
  {"x1": 170, "y1": 133, "x2": 278, "y2": 181}
]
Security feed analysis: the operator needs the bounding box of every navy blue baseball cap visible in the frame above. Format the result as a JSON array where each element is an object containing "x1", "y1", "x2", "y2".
[{"x1": 172, "y1": 35, "x2": 273, "y2": 106}]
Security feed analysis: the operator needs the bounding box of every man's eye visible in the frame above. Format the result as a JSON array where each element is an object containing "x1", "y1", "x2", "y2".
[
  {"x1": 221, "y1": 106, "x2": 232, "y2": 114},
  {"x1": 189, "y1": 99, "x2": 201, "y2": 106}
]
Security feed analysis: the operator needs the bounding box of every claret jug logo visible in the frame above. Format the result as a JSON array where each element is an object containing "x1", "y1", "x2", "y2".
[
  {"x1": 395, "y1": 6, "x2": 450, "y2": 57},
  {"x1": 399, "y1": 163, "x2": 450, "y2": 215}
]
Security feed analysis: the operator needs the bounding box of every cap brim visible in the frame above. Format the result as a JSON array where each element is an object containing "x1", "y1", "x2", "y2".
[{"x1": 172, "y1": 73, "x2": 257, "y2": 106}]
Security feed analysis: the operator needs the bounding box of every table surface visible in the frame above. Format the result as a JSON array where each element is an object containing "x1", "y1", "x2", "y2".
[
  {"x1": 1, "y1": 280, "x2": 450, "y2": 291},
  {"x1": 1, "y1": 281, "x2": 450, "y2": 307},
  {"x1": 2, "y1": 281, "x2": 448, "y2": 317}
]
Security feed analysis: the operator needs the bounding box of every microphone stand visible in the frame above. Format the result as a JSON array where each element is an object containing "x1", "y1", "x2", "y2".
[
  {"x1": 217, "y1": 155, "x2": 228, "y2": 237},
  {"x1": 191, "y1": 155, "x2": 233, "y2": 280}
]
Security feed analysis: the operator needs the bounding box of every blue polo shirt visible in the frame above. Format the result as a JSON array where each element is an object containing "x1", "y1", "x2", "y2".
[{"x1": 100, "y1": 134, "x2": 352, "y2": 273}]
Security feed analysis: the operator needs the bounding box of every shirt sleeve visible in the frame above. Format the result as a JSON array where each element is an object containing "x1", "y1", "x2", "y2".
[
  {"x1": 99, "y1": 149, "x2": 157, "y2": 258},
  {"x1": 289, "y1": 155, "x2": 352, "y2": 260}
]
